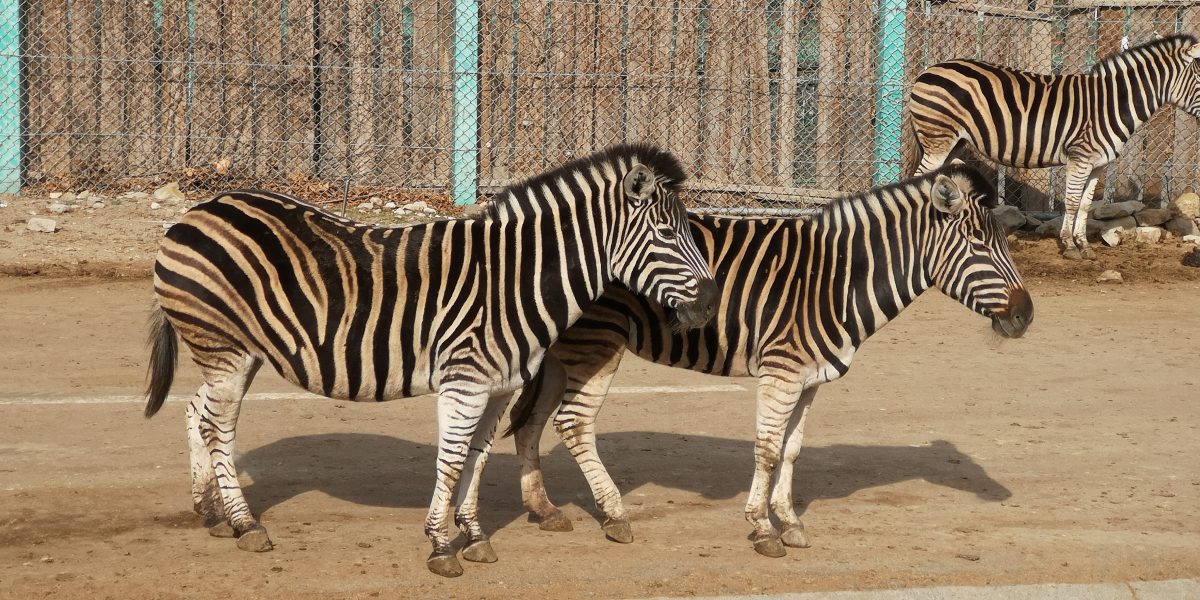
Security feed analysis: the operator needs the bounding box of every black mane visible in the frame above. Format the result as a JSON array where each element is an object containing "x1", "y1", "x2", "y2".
[
  {"x1": 1090, "y1": 33, "x2": 1197, "y2": 74},
  {"x1": 485, "y1": 143, "x2": 687, "y2": 219},
  {"x1": 819, "y1": 163, "x2": 997, "y2": 217}
]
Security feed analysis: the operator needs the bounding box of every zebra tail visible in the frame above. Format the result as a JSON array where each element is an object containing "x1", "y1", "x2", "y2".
[
  {"x1": 143, "y1": 303, "x2": 178, "y2": 418},
  {"x1": 502, "y1": 367, "x2": 546, "y2": 439}
]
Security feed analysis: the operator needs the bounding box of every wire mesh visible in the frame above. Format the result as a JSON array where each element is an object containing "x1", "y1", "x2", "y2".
[{"x1": 3, "y1": 1, "x2": 1199, "y2": 213}]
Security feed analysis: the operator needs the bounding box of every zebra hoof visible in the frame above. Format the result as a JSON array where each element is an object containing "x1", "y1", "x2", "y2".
[
  {"x1": 602, "y1": 518, "x2": 634, "y2": 544},
  {"x1": 1080, "y1": 247, "x2": 1098, "y2": 261},
  {"x1": 426, "y1": 552, "x2": 464, "y2": 578},
  {"x1": 207, "y1": 521, "x2": 236, "y2": 538},
  {"x1": 753, "y1": 536, "x2": 787, "y2": 558},
  {"x1": 781, "y1": 527, "x2": 811, "y2": 548},
  {"x1": 537, "y1": 510, "x2": 574, "y2": 532},
  {"x1": 462, "y1": 539, "x2": 498, "y2": 563},
  {"x1": 235, "y1": 526, "x2": 273, "y2": 552},
  {"x1": 1061, "y1": 248, "x2": 1082, "y2": 261}
]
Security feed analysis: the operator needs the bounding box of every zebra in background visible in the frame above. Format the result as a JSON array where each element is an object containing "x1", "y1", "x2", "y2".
[
  {"x1": 500, "y1": 164, "x2": 1033, "y2": 558},
  {"x1": 143, "y1": 144, "x2": 718, "y2": 577},
  {"x1": 909, "y1": 34, "x2": 1200, "y2": 260}
]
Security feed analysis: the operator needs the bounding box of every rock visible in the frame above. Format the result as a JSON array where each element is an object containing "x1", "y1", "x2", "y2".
[
  {"x1": 58, "y1": 191, "x2": 76, "y2": 203},
  {"x1": 49, "y1": 191, "x2": 63, "y2": 199},
  {"x1": 149, "y1": 201, "x2": 162, "y2": 210},
  {"x1": 1165, "y1": 216, "x2": 1199, "y2": 238},
  {"x1": 1100, "y1": 228, "x2": 1122, "y2": 247},
  {"x1": 463, "y1": 204, "x2": 487, "y2": 219},
  {"x1": 1184, "y1": 249, "x2": 1200, "y2": 268},
  {"x1": 1035, "y1": 216, "x2": 1104, "y2": 240},
  {"x1": 152, "y1": 181, "x2": 186, "y2": 203},
  {"x1": 26, "y1": 217, "x2": 57, "y2": 233},
  {"x1": 1090, "y1": 200, "x2": 1144, "y2": 220},
  {"x1": 384, "y1": 201, "x2": 397, "y2": 209},
  {"x1": 991, "y1": 205, "x2": 1026, "y2": 233},
  {"x1": 1134, "y1": 208, "x2": 1174, "y2": 227},
  {"x1": 47, "y1": 202, "x2": 69, "y2": 214},
  {"x1": 1095, "y1": 269, "x2": 1123, "y2": 284},
  {"x1": 1023, "y1": 215, "x2": 1043, "y2": 230},
  {"x1": 91, "y1": 201, "x2": 104, "y2": 209},
  {"x1": 357, "y1": 202, "x2": 374, "y2": 211},
  {"x1": 77, "y1": 190, "x2": 91, "y2": 200},
  {"x1": 1171, "y1": 191, "x2": 1200, "y2": 219},
  {"x1": 401, "y1": 200, "x2": 435, "y2": 214},
  {"x1": 1134, "y1": 226, "x2": 1163, "y2": 244},
  {"x1": 128, "y1": 191, "x2": 149, "y2": 199},
  {"x1": 1183, "y1": 234, "x2": 1200, "y2": 245}
]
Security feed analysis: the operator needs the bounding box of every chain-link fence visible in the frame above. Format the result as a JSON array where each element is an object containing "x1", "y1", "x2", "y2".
[{"x1": 3, "y1": 1, "x2": 1199, "y2": 213}]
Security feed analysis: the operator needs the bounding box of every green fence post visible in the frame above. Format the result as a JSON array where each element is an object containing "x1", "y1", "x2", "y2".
[
  {"x1": 0, "y1": 0, "x2": 20, "y2": 194},
  {"x1": 872, "y1": 0, "x2": 906, "y2": 186},
  {"x1": 451, "y1": 0, "x2": 480, "y2": 206}
]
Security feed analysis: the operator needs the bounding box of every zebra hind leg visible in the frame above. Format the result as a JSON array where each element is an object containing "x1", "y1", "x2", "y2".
[
  {"x1": 186, "y1": 386, "x2": 232, "y2": 536},
  {"x1": 509, "y1": 355, "x2": 573, "y2": 532},
  {"x1": 194, "y1": 351, "x2": 270, "y2": 552}
]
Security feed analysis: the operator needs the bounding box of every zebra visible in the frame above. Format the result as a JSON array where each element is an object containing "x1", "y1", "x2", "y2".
[
  {"x1": 142, "y1": 144, "x2": 719, "y2": 577},
  {"x1": 498, "y1": 164, "x2": 1033, "y2": 558},
  {"x1": 909, "y1": 34, "x2": 1200, "y2": 261}
]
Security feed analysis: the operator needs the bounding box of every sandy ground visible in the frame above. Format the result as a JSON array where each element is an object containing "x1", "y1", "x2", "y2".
[{"x1": 0, "y1": 266, "x2": 1198, "y2": 599}]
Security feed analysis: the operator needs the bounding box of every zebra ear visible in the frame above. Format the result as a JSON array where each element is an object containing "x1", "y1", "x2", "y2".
[
  {"x1": 931, "y1": 174, "x2": 966, "y2": 215},
  {"x1": 1186, "y1": 43, "x2": 1200, "y2": 61},
  {"x1": 622, "y1": 164, "x2": 656, "y2": 205}
]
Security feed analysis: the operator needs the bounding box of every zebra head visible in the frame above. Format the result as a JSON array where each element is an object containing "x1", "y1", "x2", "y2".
[
  {"x1": 608, "y1": 147, "x2": 718, "y2": 329},
  {"x1": 921, "y1": 165, "x2": 1033, "y2": 339},
  {"x1": 1168, "y1": 38, "x2": 1200, "y2": 116}
]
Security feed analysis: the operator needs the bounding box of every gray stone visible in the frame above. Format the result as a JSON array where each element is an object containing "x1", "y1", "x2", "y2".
[
  {"x1": 1100, "y1": 228, "x2": 1121, "y2": 247},
  {"x1": 26, "y1": 217, "x2": 57, "y2": 233},
  {"x1": 149, "y1": 201, "x2": 162, "y2": 210},
  {"x1": 128, "y1": 191, "x2": 149, "y2": 199},
  {"x1": 384, "y1": 201, "x2": 397, "y2": 209},
  {"x1": 991, "y1": 205, "x2": 1026, "y2": 233},
  {"x1": 77, "y1": 190, "x2": 91, "y2": 200},
  {"x1": 1095, "y1": 269, "x2": 1123, "y2": 284},
  {"x1": 47, "y1": 202, "x2": 69, "y2": 215},
  {"x1": 1165, "y1": 217, "x2": 1199, "y2": 238},
  {"x1": 1036, "y1": 216, "x2": 1104, "y2": 240},
  {"x1": 91, "y1": 201, "x2": 104, "y2": 209},
  {"x1": 1134, "y1": 226, "x2": 1163, "y2": 244},
  {"x1": 1090, "y1": 200, "x2": 1145, "y2": 220},
  {"x1": 401, "y1": 200, "x2": 435, "y2": 214},
  {"x1": 1134, "y1": 208, "x2": 1174, "y2": 227},
  {"x1": 152, "y1": 181, "x2": 186, "y2": 203},
  {"x1": 48, "y1": 191, "x2": 63, "y2": 199},
  {"x1": 1171, "y1": 191, "x2": 1200, "y2": 219},
  {"x1": 58, "y1": 191, "x2": 76, "y2": 204},
  {"x1": 1023, "y1": 215, "x2": 1043, "y2": 230},
  {"x1": 1182, "y1": 234, "x2": 1200, "y2": 245},
  {"x1": 357, "y1": 202, "x2": 374, "y2": 211}
]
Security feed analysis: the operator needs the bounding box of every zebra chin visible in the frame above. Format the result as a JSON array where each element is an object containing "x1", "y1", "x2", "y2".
[
  {"x1": 666, "y1": 279, "x2": 719, "y2": 330},
  {"x1": 988, "y1": 287, "x2": 1034, "y2": 339}
]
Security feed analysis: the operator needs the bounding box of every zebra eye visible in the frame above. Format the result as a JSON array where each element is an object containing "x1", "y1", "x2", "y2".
[{"x1": 659, "y1": 227, "x2": 678, "y2": 240}]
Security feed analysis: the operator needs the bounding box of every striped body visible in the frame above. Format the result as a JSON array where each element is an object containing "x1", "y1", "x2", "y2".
[
  {"x1": 909, "y1": 34, "x2": 1200, "y2": 259},
  {"x1": 144, "y1": 144, "x2": 717, "y2": 576},
  {"x1": 504, "y1": 165, "x2": 1033, "y2": 556}
]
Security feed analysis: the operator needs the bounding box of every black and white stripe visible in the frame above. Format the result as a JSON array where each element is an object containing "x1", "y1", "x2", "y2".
[
  {"x1": 909, "y1": 34, "x2": 1200, "y2": 259},
  {"x1": 502, "y1": 164, "x2": 1032, "y2": 557},
  {"x1": 142, "y1": 144, "x2": 717, "y2": 577}
]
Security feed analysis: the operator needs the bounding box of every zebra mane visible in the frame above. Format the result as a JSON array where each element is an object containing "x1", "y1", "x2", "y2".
[
  {"x1": 1089, "y1": 33, "x2": 1198, "y2": 74},
  {"x1": 819, "y1": 163, "x2": 997, "y2": 218},
  {"x1": 485, "y1": 143, "x2": 687, "y2": 220}
]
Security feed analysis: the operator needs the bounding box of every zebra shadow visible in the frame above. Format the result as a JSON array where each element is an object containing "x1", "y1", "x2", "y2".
[{"x1": 238, "y1": 433, "x2": 1011, "y2": 529}]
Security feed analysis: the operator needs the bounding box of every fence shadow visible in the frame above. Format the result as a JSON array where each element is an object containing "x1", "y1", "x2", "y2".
[{"x1": 239, "y1": 432, "x2": 1010, "y2": 530}]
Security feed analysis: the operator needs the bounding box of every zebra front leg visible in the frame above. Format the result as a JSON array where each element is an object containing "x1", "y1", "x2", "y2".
[
  {"x1": 746, "y1": 373, "x2": 805, "y2": 558},
  {"x1": 186, "y1": 386, "x2": 231, "y2": 536},
  {"x1": 551, "y1": 358, "x2": 629, "y2": 543},
  {"x1": 425, "y1": 386, "x2": 489, "y2": 577},
  {"x1": 1059, "y1": 163, "x2": 1100, "y2": 260},
  {"x1": 196, "y1": 353, "x2": 270, "y2": 552},
  {"x1": 511, "y1": 355, "x2": 573, "y2": 532},
  {"x1": 769, "y1": 386, "x2": 818, "y2": 549},
  {"x1": 453, "y1": 392, "x2": 513, "y2": 564}
]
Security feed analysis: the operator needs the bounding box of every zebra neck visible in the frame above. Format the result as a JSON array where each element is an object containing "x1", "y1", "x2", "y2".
[
  {"x1": 1095, "y1": 54, "x2": 1172, "y2": 126},
  {"x1": 817, "y1": 195, "x2": 931, "y2": 345}
]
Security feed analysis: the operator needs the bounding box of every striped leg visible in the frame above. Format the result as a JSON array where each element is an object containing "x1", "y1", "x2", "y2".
[
  {"x1": 194, "y1": 352, "x2": 270, "y2": 552},
  {"x1": 511, "y1": 356, "x2": 573, "y2": 532},
  {"x1": 551, "y1": 350, "x2": 630, "y2": 544},
  {"x1": 425, "y1": 385, "x2": 490, "y2": 578},
  {"x1": 746, "y1": 371, "x2": 805, "y2": 558},
  {"x1": 453, "y1": 392, "x2": 513, "y2": 564},
  {"x1": 186, "y1": 387, "x2": 228, "y2": 534},
  {"x1": 1059, "y1": 162, "x2": 1101, "y2": 260},
  {"x1": 769, "y1": 385, "x2": 818, "y2": 549}
]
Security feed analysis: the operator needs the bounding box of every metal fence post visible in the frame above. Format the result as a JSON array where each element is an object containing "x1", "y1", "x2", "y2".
[
  {"x1": 0, "y1": 0, "x2": 20, "y2": 194},
  {"x1": 451, "y1": 0, "x2": 480, "y2": 206},
  {"x1": 872, "y1": 0, "x2": 906, "y2": 186}
]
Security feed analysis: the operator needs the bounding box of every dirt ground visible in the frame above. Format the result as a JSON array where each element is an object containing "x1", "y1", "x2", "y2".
[{"x1": 1, "y1": 198, "x2": 1199, "y2": 599}]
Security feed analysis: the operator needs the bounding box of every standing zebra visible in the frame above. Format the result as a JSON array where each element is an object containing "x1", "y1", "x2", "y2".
[
  {"x1": 143, "y1": 144, "x2": 718, "y2": 577},
  {"x1": 909, "y1": 34, "x2": 1200, "y2": 260},
  {"x1": 500, "y1": 164, "x2": 1032, "y2": 558}
]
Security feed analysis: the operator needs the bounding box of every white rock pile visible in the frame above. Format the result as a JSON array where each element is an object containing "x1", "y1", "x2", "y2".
[{"x1": 996, "y1": 190, "x2": 1200, "y2": 248}]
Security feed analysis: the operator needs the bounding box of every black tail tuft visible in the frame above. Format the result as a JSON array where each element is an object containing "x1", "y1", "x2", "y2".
[
  {"x1": 503, "y1": 367, "x2": 546, "y2": 438},
  {"x1": 143, "y1": 304, "x2": 178, "y2": 418}
]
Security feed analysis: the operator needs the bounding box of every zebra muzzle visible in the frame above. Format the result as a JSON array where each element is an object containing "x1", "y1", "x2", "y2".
[{"x1": 991, "y1": 287, "x2": 1033, "y2": 339}]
